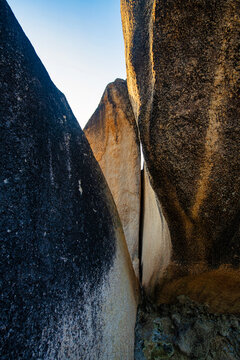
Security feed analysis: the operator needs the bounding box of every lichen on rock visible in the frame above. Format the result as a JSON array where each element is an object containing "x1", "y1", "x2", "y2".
[{"x1": 135, "y1": 296, "x2": 240, "y2": 360}]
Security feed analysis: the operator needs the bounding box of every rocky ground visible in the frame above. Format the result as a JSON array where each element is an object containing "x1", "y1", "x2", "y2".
[{"x1": 135, "y1": 296, "x2": 240, "y2": 360}]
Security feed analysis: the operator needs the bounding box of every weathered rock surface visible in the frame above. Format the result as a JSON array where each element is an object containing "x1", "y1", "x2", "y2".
[
  {"x1": 141, "y1": 166, "x2": 171, "y2": 295},
  {"x1": 135, "y1": 296, "x2": 240, "y2": 360},
  {"x1": 0, "y1": 1, "x2": 138, "y2": 358},
  {"x1": 84, "y1": 79, "x2": 141, "y2": 277},
  {"x1": 121, "y1": 0, "x2": 240, "y2": 310}
]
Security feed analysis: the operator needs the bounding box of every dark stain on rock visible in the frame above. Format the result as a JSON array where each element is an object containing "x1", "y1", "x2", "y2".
[{"x1": 0, "y1": 0, "x2": 119, "y2": 357}]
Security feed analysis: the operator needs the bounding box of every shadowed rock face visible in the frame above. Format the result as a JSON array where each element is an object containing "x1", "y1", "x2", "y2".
[
  {"x1": 84, "y1": 79, "x2": 141, "y2": 277},
  {"x1": 121, "y1": 0, "x2": 240, "y2": 310},
  {"x1": 141, "y1": 166, "x2": 171, "y2": 295},
  {"x1": 0, "y1": 1, "x2": 138, "y2": 358}
]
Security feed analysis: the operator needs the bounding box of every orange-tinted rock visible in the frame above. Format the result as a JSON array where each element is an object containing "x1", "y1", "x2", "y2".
[
  {"x1": 121, "y1": 0, "x2": 240, "y2": 311},
  {"x1": 157, "y1": 268, "x2": 240, "y2": 314},
  {"x1": 84, "y1": 79, "x2": 141, "y2": 277},
  {"x1": 141, "y1": 166, "x2": 171, "y2": 295}
]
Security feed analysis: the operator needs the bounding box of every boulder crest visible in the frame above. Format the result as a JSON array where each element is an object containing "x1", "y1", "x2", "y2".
[
  {"x1": 0, "y1": 1, "x2": 138, "y2": 358},
  {"x1": 121, "y1": 0, "x2": 240, "y2": 311},
  {"x1": 84, "y1": 79, "x2": 141, "y2": 277}
]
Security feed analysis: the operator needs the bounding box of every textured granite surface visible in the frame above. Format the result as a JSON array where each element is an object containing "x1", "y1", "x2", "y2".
[
  {"x1": 85, "y1": 79, "x2": 141, "y2": 277},
  {"x1": 121, "y1": 0, "x2": 240, "y2": 310},
  {"x1": 0, "y1": 1, "x2": 138, "y2": 358}
]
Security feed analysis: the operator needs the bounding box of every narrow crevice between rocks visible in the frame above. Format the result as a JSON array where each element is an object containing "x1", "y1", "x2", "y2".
[{"x1": 138, "y1": 168, "x2": 144, "y2": 285}]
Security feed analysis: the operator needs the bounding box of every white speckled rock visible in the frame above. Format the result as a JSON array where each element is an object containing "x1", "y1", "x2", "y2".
[
  {"x1": 84, "y1": 79, "x2": 141, "y2": 277},
  {"x1": 0, "y1": 2, "x2": 139, "y2": 358}
]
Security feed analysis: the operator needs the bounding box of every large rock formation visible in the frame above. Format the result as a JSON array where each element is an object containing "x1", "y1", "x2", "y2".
[
  {"x1": 121, "y1": 0, "x2": 240, "y2": 311},
  {"x1": 0, "y1": 1, "x2": 139, "y2": 358},
  {"x1": 141, "y1": 166, "x2": 171, "y2": 295},
  {"x1": 84, "y1": 79, "x2": 141, "y2": 277}
]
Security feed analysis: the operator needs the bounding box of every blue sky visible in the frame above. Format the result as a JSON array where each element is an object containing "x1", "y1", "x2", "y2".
[{"x1": 8, "y1": 0, "x2": 126, "y2": 128}]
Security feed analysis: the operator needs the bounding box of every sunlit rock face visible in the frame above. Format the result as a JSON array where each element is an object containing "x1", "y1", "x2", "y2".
[
  {"x1": 141, "y1": 166, "x2": 171, "y2": 296},
  {"x1": 121, "y1": 0, "x2": 240, "y2": 311},
  {"x1": 84, "y1": 79, "x2": 141, "y2": 277},
  {"x1": 0, "y1": 1, "x2": 139, "y2": 358}
]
